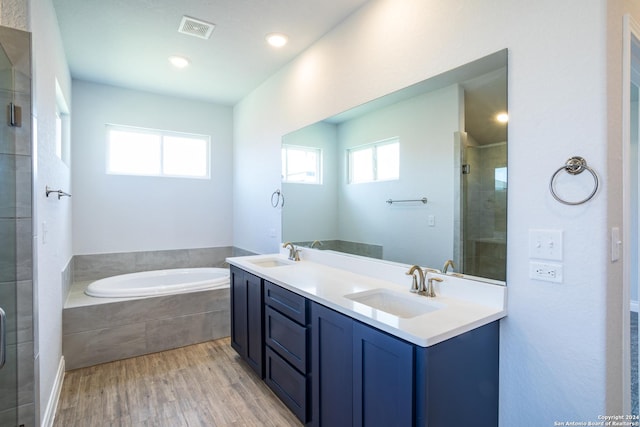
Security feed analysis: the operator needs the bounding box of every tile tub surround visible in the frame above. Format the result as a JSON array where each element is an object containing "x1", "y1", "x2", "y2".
[
  {"x1": 72, "y1": 246, "x2": 255, "y2": 282},
  {"x1": 62, "y1": 281, "x2": 230, "y2": 370},
  {"x1": 292, "y1": 240, "x2": 383, "y2": 259}
]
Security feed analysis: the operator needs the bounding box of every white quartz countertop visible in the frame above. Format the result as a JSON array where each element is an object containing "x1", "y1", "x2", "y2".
[{"x1": 226, "y1": 252, "x2": 507, "y2": 347}]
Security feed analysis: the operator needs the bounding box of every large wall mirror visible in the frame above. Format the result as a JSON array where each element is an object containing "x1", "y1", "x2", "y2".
[{"x1": 282, "y1": 50, "x2": 507, "y2": 283}]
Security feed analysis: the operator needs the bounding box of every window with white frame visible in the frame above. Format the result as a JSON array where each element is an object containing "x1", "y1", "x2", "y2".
[
  {"x1": 281, "y1": 144, "x2": 322, "y2": 184},
  {"x1": 348, "y1": 138, "x2": 399, "y2": 184},
  {"x1": 55, "y1": 79, "x2": 71, "y2": 165},
  {"x1": 55, "y1": 110, "x2": 63, "y2": 159},
  {"x1": 106, "y1": 124, "x2": 211, "y2": 179}
]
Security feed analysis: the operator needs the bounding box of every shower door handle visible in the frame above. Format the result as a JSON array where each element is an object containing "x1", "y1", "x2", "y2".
[{"x1": 0, "y1": 307, "x2": 6, "y2": 369}]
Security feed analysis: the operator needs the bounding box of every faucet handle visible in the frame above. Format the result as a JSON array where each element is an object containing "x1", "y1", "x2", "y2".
[{"x1": 426, "y1": 277, "x2": 444, "y2": 298}]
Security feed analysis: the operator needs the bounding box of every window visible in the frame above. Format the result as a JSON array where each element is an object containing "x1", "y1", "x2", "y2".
[
  {"x1": 106, "y1": 124, "x2": 210, "y2": 179},
  {"x1": 55, "y1": 110, "x2": 62, "y2": 159},
  {"x1": 282, "y1": 144, "x2": 322, "y2": 184},
  {"x1": 55, "y1": 79, "x2": 70, "y2": 165},
  {"x1": 494, "y1": 167, "x2": 507, "y2": 191},
  {"x1": 348, "y1": 138, "x2": 399, "y2": 184}
]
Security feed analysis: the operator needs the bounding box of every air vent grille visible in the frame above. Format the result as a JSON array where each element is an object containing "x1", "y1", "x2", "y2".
[{"x1": 178, "y1": 16, "x2": 215, "y2": 39}]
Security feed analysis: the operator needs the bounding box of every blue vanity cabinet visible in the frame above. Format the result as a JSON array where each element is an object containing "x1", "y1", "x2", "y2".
[
  {"x1": 415, "y1": 320, "x2": 500, "y2": 427},
  {"x1": 311, "y1": 302, "x2": 413, "y2": 427},
  {"x1": 353, "y1": 321, "x2": 414, "y2": 427},
  {"x1": 229, "y1": 267, "x2": 499, "y2": 426},
  {"x1": 310, "y1": 302, "x2": 354, "y2": 427},
  {"x1": 229, "y1": 265, "x2": 264, "y2": 377},
  {"x1": 263, "y1": 281, "x2": 311, "y2": 423},
  {"x1": 310, "y1": 301, "x2": 500, "y2": 427}
]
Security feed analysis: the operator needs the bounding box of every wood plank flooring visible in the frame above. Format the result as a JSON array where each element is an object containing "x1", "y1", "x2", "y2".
[{"x1": 53, "y1": 338, "x2": 302, "y2": 426}]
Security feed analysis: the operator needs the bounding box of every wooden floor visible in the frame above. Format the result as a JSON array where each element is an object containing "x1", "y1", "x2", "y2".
[{"x1": 53, "y1": 338, "x2": 302, "y2": 427}]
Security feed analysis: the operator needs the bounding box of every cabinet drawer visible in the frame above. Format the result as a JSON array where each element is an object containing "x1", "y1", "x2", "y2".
[
  {"x1": 265, "y1": 306, "x2": 308, "y2": 373},
  {"x1": 264, "y1": 281, "x2": 308, "y2": 325},
  {"x1": 265, "y1": 346, "x2": 308, "y2": 423}
]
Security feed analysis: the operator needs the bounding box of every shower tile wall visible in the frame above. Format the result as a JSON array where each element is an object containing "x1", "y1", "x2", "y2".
[
  {"x1": 0, "y1": 26, "x2": 33, "y2": 427},
  {"x1": 464, "y1": 142, "x2": 507, "y2": 281}
]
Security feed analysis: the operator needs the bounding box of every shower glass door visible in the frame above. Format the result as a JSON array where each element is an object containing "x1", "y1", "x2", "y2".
[{"x1": 0, "y1": 34, "x2": 20, "y2": 427}]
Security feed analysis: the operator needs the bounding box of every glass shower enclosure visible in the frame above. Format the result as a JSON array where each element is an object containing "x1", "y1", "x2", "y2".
[{"x1": 0, "y1": 26, "x2": 33, "y2": 427}]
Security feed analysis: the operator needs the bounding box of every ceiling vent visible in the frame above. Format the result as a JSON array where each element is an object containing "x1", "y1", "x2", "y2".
[{"x1": 178, "y1": 16, "x2": 215, "y2": 39}]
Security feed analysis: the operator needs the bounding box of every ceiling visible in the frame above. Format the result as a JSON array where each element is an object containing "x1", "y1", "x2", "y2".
[
  {"x1": 52, "y1": 0, "x2": 370, "y2": 105},
  {"x1": 462, "y1": 68, "x2": 507, "y2": 145}
]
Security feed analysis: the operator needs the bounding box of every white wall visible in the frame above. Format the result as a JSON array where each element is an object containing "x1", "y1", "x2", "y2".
[
  {"x1": 30, "y1": 0, "x2": 73, "y2": 423},
  {"x1": 72, "y1": 80, "x2": 233, "y2": 255},
  {"x1": 233, "y1": 0, "x2": 630, "y2": 423}
]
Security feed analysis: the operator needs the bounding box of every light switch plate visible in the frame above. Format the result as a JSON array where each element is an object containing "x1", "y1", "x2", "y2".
[
  {"x1": 611, "y1": 227, "x2": 621, "y2": 262},
  {"x1": 529, "y1": 229, "x2": 563, "y2": 261}
]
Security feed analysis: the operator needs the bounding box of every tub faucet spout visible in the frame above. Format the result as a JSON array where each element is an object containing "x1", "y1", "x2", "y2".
[{"x1": 443, "y1": 259, "x2": 455, "y2": 274}]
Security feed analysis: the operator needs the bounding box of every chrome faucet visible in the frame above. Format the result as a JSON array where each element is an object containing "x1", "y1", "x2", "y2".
[
  {"x1": 282, "y1": 242, "x2": 300, "y2": 261},
  {"x1": 442, "y1": 260, "x2": 455, "y2": 274},
  {"x1": 426, "y1": 277, "x2": 443, "y2": 298},
  {"x1": 406, "y1": 265, "x2": 426, "y2": 293}
]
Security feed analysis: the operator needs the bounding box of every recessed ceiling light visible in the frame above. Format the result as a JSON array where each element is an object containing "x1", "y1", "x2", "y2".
[
  {"x1": 168, "y1": 55, "x2": 190, "y2": 69},
  {"x1": 496, "y1": 113, "x2": 509, "y2": 123},
  {"x1": 266, "y1": 33, "x2": 288, "y2": 48}
]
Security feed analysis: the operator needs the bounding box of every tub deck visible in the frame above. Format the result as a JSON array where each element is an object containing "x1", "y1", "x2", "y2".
[{"x1": 63, "y1": 281, "x2": 230, "y2": 370}]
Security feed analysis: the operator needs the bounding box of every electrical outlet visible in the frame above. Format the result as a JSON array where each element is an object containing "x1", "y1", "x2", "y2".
[{"x1": 529, "y1": 261, "x2": 563, "y2": 283}]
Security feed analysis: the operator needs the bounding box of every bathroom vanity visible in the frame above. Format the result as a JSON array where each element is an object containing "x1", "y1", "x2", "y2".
[{"x1": 227, "y1": 251, "x2": 506, "y2": 427}]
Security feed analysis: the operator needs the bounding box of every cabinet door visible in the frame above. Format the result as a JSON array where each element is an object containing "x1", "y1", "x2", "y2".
[
  {"x1": 353, "y1": 322, "x2": 414, "y2": 427},
  {"x1": 230, "y1": 266, "x2": 247, "y2": 357},
  {"x1": 245, "y1": 272, "x2": 264, "y2": 377},
  {"x1": 310, "y1": 302, "x2": 353, "y2": 427}
]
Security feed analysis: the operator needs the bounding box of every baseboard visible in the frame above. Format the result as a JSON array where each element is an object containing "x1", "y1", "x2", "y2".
[
  {"x1": 41, "y1": 356, "x2": 65, "y2": 427},
  {"x1": 632, "y1": 300, "x2": 638, "y2": 313}
]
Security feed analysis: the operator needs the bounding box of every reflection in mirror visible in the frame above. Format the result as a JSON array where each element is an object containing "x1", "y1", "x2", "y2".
[{"x1": 282, "y1": 50, "x2": 507, "y2": 283}]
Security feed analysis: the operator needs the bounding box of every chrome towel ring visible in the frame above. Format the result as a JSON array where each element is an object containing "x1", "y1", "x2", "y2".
[
  {"x1": 271, "y1": 189, "x2": 285, "y2": 208},
  {"x1": 549, "y1": 156, "x2": 599, "y2": 205}
]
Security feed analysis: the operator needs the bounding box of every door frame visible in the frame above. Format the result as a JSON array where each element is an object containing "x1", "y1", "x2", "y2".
[{"x1": 622, "y1": 13, "x2": 640, "y2": 416}]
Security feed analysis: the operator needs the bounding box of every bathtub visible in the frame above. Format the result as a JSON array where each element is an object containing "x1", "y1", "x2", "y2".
[{"x1": 84, "y1": 267, "x2": 230, "y2": 298}]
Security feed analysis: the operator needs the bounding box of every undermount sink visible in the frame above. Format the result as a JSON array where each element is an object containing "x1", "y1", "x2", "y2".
[
  {"x1": 344, "y1": 288, "x2": 444, "y2": 319},
  {"x1": 248, "y1": 258, "x2": 295, "y2": 268}
]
